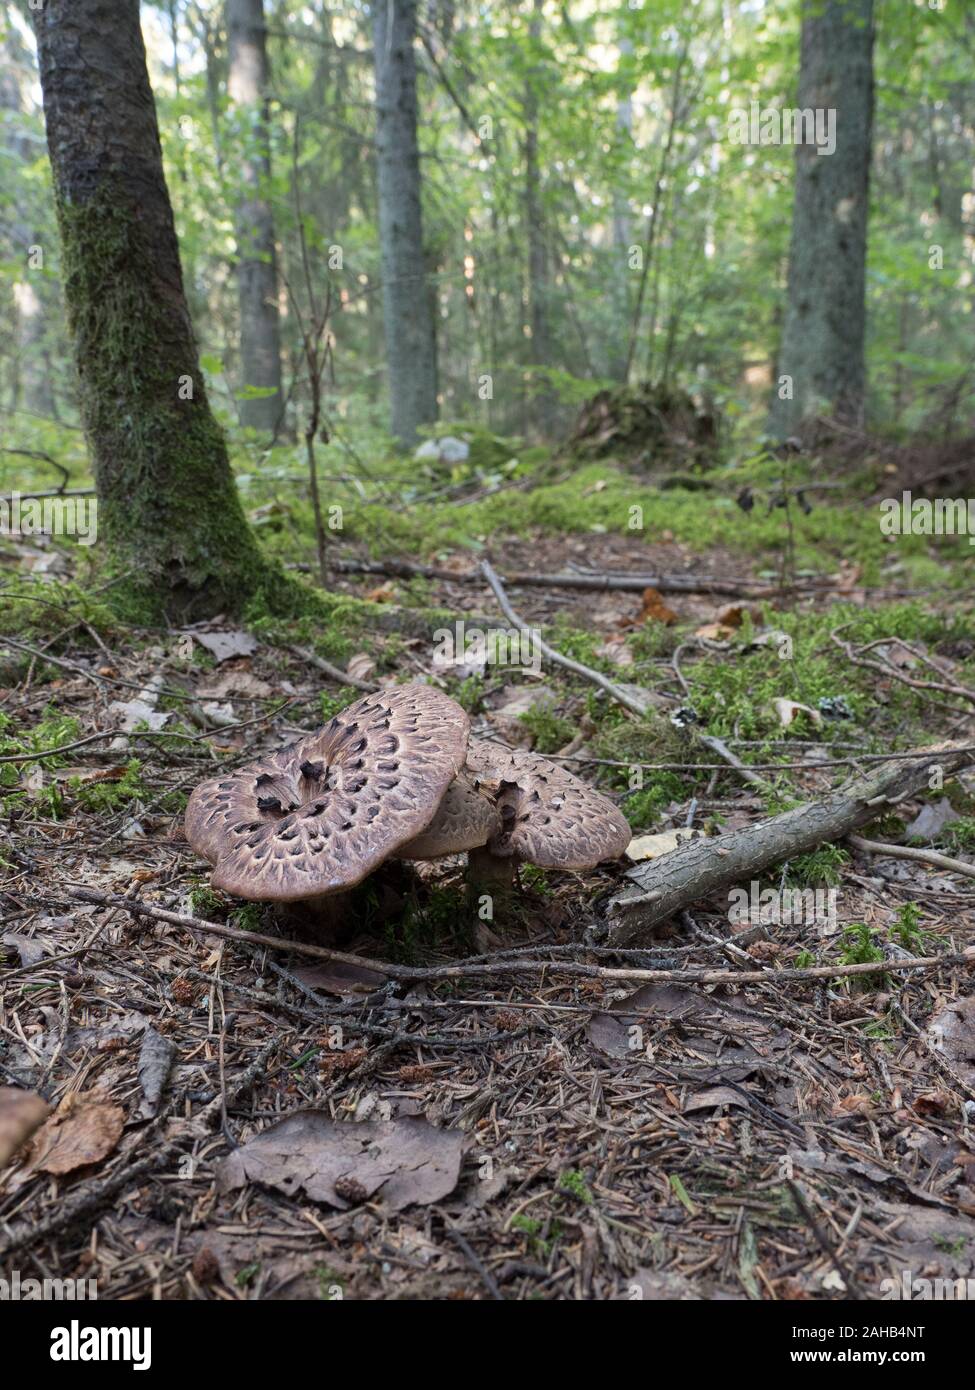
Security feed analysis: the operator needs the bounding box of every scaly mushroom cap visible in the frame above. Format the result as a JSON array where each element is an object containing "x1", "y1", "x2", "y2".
[
  {"x1": 465, "y1": 736, "x2": 630, "y2": 870},
  {"x1": 184, "y1": 685, "x2": 470, "y2": 902},
  {"x1": 397, "y1": 770, "x2": 502, "y2": 859}
]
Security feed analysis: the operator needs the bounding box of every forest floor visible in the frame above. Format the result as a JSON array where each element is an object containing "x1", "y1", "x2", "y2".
[{"x1": 1, "y1": 428, "x2": 975, "y2": 1301}]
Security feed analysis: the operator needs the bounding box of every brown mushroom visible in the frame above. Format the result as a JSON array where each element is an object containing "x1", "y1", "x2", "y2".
[
  {"x1": 462, "y1": 736, "x2": 631, "y2": 896},
  {"x1": 396, "y1": 769, "x2": 502, "y2": 860},
  {"x1": 184, "y1": 685, "x2": 470, "y2": 919}
]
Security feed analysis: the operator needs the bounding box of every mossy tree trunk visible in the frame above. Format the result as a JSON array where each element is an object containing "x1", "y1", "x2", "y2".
[{"x1": 32, "y1": 0, "x2": 271, "y2": 621}]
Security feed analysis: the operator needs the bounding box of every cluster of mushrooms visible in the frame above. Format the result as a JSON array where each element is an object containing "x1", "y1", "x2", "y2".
[{"x1": 184, "y1": 684, "x2": 630, "y2": 920}]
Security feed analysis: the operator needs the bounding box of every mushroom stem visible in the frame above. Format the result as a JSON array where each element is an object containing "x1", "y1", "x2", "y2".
[
  {"x1": 286, "y1": 891, "x2": 355, "y2": 940},
  {"x1": 466, "y1": 845, "x2": 516, "y2": 912}
]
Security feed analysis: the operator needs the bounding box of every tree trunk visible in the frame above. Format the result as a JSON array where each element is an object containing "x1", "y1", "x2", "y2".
[
  {"x1": 227, "y1": 0, "x2": 284, "y2": 436},
  {"x1": 523, "y1": 0, "x2": 555, "y2": 434},
  {"x1": 373, "y1": 0, "x2": 438, "y2": 447},
  {"x1": 768, "y1": 0, "x2": 875, "y2": 442},
  {"x1": 32, "y1": 0, "x2": 271, "y2": 621},
  {"x1": 605, "y1": 741, "x2": 975, "y2": 946},
  {"x1": 1, "y1": 24, "x2": 58, "y2": 418},
  {"x1": 608, "y1": 40, "x2": 633, "y2": 385}
]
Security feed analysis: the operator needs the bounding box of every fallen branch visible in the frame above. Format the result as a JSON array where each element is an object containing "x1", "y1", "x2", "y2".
[
  {"x1": 831, "y1": 626, "x2": 975, "y2": 709},
  {"x1": 847, "y1": 833, "x2": 975, "y2": 881},
  {"x1": 480, "y1": 559, "x2": 774, "y2": 792},
  {"x1": 479, "y1": 558, "x2": 659, "y2": 718},
  {"x1": 0, "y1": 1036, "x2": 280, "y2": 1261},
  {"x1": 61, "y1": 888, "x2": 973, "y2": 986},
  {"x1": 604, "y1": 741, "x2": 975, "y2": 945},
  {"x1": 287, "y1": 644, "x2": 380, "y2": 693},
  {"x1": 336, "y1": 555, "x2": 832, "y2": 599}
]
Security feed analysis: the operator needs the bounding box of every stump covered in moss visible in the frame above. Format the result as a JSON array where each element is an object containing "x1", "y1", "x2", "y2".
[{"x1": 564, "y1": 382, "x2": 719, "y2": 471}]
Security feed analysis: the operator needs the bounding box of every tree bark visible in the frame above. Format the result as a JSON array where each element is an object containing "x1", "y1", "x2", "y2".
[
  {"x1": 604, "y1": 742, "x2": 974, "y2": 946},
  {"x1": 373, "y1": 0, "x2": 438, "y2": 447},
  {"x1": 523, "y1": 0, "x2": 555, "y2": 433},
  {"x1": 768, "y1": 0, "x2": 875, "y2": 441},
  {"x1": 227, "y1": 0, "x2": 284, "y2": 436},
  {"x1": 608, "y1": 39, "x2": 633, "y2": 384},
  {"x1": 1, "y1": 23, "x2": 58, "y2": 418},
  {"x1": 32, "y1": 0, "x2": 270, "y2": 621}
]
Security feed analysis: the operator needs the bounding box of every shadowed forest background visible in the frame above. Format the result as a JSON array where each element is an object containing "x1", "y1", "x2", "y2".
[
  {"x1": 2, "y1": 0, "x2": 975, "y2": 1311},
  {"x1": 2, "y1": 0, "x2": 974, "y2": 609}
]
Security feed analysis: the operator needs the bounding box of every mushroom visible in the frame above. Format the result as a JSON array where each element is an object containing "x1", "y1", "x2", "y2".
[
  {"x1": 435, "y1": 736, "x2": 631, "y2": 899},
  {"x1": 184, "y1": 684, "x2": 470, "y2": 923},
  {"x1": 396, "y1": 769, "x2": 503, "y2": 860}
]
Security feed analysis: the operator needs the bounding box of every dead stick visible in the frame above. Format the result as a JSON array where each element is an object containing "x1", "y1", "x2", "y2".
[
  {"x1": 0, "y1": 1035, "x2": 280, "y2": 1260},
  {"x1": 334, "y1": 555, "x2": 830, "y2": 599},
  {"x1": 480, "y1": 559, "x2": 775, "y2": 792},
  {"x1": 847, "y1": 834, "x2": 975, "y2": 881},
  {"x1": 60, "y1": 888, "x2": 973, "y2": 985},
  {"x1": 605, "y1": 741, "x2": 975, "y2": 945},
  {"x1": 480, "y1": 558, "x2": 655, "y2": 717}
]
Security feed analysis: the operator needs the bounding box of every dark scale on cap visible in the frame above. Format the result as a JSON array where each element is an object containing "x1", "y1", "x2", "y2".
[
  {"x1": 465, "y1": 736, "x2": 630, "y2": 870},
  {"x1": 184, "y1": 684, "x2": 470, "y2": 902}
]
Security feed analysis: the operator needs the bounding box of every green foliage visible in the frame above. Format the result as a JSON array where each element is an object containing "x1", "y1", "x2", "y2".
[
  {"x1": 230, "y1": 904, "x2": 263, "y2": 933},
  {"x1": 320, "y1": 686, "x2": 360, "y2": 722},
  {"x1": 190, "y1": 884, "x2": 224, "y2": 918},
  {"x1": 386, "y1": 883, "x2": 469, "y2": 962},
  {"x1": 558, "y1": 1169, "x2": 594, "y2": 1205},
  {"x1": 621, "y1": 773, "x2": 689, "y2": 830},
  {"x1": 839, "y1": 922, "x2": 884, "y2": 967},
  {"x1": 519, "y1": 864, "x2": 552, "y2": 896},
  {"x1": 787, "y1": 845, "x2": 848, "y2": 889},
  {"x1": 0, "y1": 709, "x2": 82, "y2": 820},
  {"x1": 445, "y1": 674, "x2": 485, "y2": 715},
  {"x1": 889, "y1": 901, "x2": 932, "y2": 953},
  {"x1": 518, "y1": 702, "x2": 573, "y2": 753},
  {"x1": 944, "y1": 818, "x2": 975, "y2": 854},
  {"x1": 837, "y1": 922, "x2": 888, "y2": 992},
  {"x1": 69, "y1": 759, "x2": 144, "y2": 813}
]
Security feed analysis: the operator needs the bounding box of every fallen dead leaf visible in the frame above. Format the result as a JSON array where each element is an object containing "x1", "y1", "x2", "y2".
[
  {"x1": 192, "y1": 629, "x2": 258, "y2": 663},
  {"x1": 905, "y1": 797, "x2": 961, "y2": 842},
  {"x1": 197, "y1": 671, "x2": 273, "y2": 699},
  {"x1": 926, "y1": 995, "x2": 975, "y2": 1090},
  {"x1": 695, "y1": 605, "x2": 748, "y2": 642},
  {"x1": 683, "y1": 1086, "x2": 749, "y2": 1115},
  {"x1": 346, "y1": 652, "x2": 377, "y2": 682},
  {"x1": 2, "y1": 933, "x2": 50, "y2": 968},
  {"x1": 110, "y1": 698, "x2": 170, "y2": 732},
  {"x1": 217, "y1": 1112, "x2": 465, "y2": 1212},
  {"x1": 28, "y1": 1092, "x2": 125, "y2": 1175},
  {"x1": 137, "y1": 1028, "x2": 176, "y2": 1120},
  {"x1": 626, "y1": 828, "x2": 704, "y2": 862},
  {"x1": 631, "y1": 586, "x2": 678, "y2": 627},
  {"x1": 772, "y1": 698, "x2": 822, "y2": 729},
  {"x1": 291, "y1": 960, "x2": 388, "y2": 997}
]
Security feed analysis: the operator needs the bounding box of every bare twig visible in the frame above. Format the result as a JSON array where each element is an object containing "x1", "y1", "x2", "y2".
[
  {"x1": 62, "y1": 888, "x2": 973, "y2": 987},
  {"x1": 847, "y1": 834, "x2": 975, "y2": 881}
]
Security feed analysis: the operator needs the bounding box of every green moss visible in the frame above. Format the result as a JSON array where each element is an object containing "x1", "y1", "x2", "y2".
[
  {"x1": 69, "y1": 758, "x2": 145, "y2": 813},
  {"x1": 319, "y1": 686, "x2": 360, "y2": 720},
  {"x1": 787, "y1": 845, "x2": 848, "y2": 888},
  {"x1": 518, "y1": 703, "x2": 574, "y2": 752},
  {"x1": 54, "y1": 186, "x2": 308, "y2": 623},
  {"x1": 323, "y1": 459, "x2": 971, "y2": 588}
]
